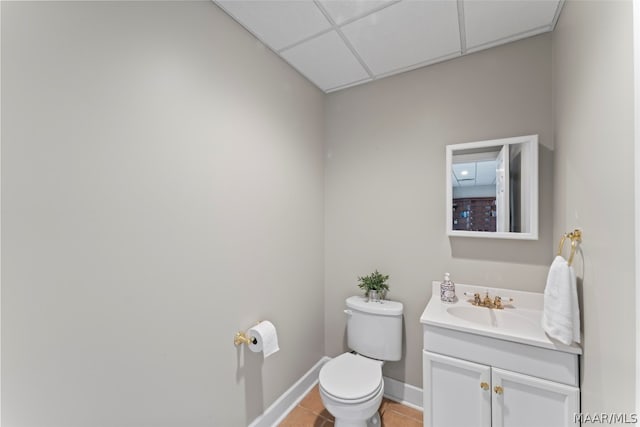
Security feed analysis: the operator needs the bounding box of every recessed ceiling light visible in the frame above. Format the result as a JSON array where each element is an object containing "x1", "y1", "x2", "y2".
[{"x1": 460, "y1": 170, "x2": 469, "y2": 176}]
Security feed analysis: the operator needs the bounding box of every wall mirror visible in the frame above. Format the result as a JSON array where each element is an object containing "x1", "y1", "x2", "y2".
[{"x1": 446, "y1": 135, "x2": 538, "y2": 240}]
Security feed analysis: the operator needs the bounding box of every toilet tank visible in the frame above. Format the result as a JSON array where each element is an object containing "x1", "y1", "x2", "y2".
[{"x1": 345, "y1": 296, "x2": 403, "y2": 361}]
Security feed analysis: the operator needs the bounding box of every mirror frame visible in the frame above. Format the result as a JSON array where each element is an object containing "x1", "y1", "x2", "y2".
[{"x1": 446, "y1": 134, "x2": 539, "y2": 240}]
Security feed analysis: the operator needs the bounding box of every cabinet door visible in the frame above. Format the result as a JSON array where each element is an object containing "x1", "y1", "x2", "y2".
[
  {"x1": 423, "y1": 351, "x2": 491, "y2": 427},
  {"x1": 492, "y1": 367, "x2": 579, "y2": 427}
]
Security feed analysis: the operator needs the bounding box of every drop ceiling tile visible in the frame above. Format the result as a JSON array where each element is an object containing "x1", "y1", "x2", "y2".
[
  {"x1": 280, "y1": 31, "x2": 370, "y2": 91},
  {"x1": 476, "y1": 160, "x2": 497, "y2": 185},
  {"x1": 216, "y1": 1, "x2": 331, "y2": 51},
  {"x1": 341, "y1": 1, "x2": 461, "y2": 76},
  {"x1": 317, "y1": 0, "x2": 396, "y2": 25},
  {"x1": 453, "y1": 163, "x2": 477, "y2": 184},
  {"x1": 464, "y1": 0, "x2": 560, "y2": 49}
]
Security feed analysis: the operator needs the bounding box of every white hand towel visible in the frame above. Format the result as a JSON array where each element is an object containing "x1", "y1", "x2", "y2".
[{"x1": 542, "y1": 255, "x2": 581, "y2": 345}]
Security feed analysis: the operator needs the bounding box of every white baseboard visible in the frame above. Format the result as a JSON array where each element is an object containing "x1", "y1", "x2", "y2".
[
  {"x1": 383, "y1": 376, "x2": 424, "y2": 412},
  {"x1": 248, "y1": 356, "x2": 330, "y2": 427}
]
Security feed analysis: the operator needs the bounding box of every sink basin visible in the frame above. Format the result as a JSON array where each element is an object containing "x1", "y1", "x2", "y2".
[
  {"x1": 420, "y1": 282, "x2": 582, "y2": 354},
  {"x1": 446, "y1": 305, "x2": 538, "y2": 332}
]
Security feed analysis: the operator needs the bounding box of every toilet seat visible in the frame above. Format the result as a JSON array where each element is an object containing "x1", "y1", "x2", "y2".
[
  {"x1": 320, "y1": 379, "x2": 383, "y2": 405},
  {"x1": 319, "y1": 353, "x2": 383, "y2": 404}
]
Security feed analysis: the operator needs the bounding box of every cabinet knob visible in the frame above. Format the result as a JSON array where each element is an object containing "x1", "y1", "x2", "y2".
[
  {"x1": 480, "y1": 382, "x2": 489, "y2": 391},
  {"x1": 494, "y1": 385, "x2": 504, "y2": 395}
]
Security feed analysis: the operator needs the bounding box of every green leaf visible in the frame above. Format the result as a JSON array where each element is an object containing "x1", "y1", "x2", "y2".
[{"x1": 356, "y1": 269, "x2": 390, "y2": 293}]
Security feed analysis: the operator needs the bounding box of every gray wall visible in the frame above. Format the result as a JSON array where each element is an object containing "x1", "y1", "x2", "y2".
[
  {"x1": 324, "y1": 34, "x2": 554, "y2": 387},
  {"x1": 1, "y1": 2, "x2": 325, "y2": 426},
  {"x1": 453, "y1": 185, "x2": 496, "y2": 199},
  {"x1": 552, "y1": 0, "x2": 636, "y2": 412}
]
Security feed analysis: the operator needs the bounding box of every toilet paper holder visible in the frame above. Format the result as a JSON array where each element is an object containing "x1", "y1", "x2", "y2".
[
  {"x1": 233, "y1": 321, "x2": 262, "y2": 346},
  {"x1": 234, "y1": 331, "x2": 257, "y2": 346}
]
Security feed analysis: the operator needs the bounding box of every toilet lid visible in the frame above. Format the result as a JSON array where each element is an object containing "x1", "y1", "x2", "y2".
[{"x1": 319, "y1": 353, "x2": 382, "y2": 401}]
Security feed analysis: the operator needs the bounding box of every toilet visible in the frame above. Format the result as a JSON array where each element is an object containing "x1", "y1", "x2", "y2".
[{"x1": 319, "y1": 296, "x2": 403, "y2": 427}]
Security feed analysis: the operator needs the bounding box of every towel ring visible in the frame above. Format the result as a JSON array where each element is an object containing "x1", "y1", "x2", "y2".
[{"x1": 557, "y1": 229, "x2": 582, "y2": 266}]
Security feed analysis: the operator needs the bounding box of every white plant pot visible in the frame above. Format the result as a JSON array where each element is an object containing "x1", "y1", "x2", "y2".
[{"x1": 368, "y1": 290, "x2": 380, "y2": 302}]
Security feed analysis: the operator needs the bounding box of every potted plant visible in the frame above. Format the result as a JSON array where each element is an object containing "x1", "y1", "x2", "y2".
[{"x1": 357, "y1": 270, "x2": 390, "y2": 302}]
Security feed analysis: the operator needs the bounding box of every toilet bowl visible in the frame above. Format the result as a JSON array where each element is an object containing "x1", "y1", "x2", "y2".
[
  {"x1": 320, "y1": 296, "x2": 403, "y2": 427},
  {"x1": 319, "y1": 352, "x2": 384, "y2": 427}
]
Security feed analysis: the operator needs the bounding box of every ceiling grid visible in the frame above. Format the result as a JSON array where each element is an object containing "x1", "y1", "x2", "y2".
[
  {"x1": 215, "y1": 0, "x2": 564, "y2": 93},
  {"x1": 312, "y1": 0, "x2": 376, "y2": 80}
]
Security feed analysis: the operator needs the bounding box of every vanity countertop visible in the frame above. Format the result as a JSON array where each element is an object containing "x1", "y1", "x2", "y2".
[{"x1": 420, "y1": 282, "x2": 582, "y2": 355}]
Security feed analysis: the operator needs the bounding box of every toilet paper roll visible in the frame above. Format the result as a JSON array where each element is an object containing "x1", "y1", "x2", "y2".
[{"x1": 248, "y1": 320, "x2": 279, "y2": 358}]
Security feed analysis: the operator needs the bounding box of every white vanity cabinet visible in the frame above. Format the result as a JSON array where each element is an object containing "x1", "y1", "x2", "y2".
[
  {"x1": 423, "y1": 351, "x2": 491, "y2": 427},
  {"x1": 491, "y1": 367, "x2": 579, "y2": 427},
  {"x1": 423, "y1": 350, "x2": 579, "y2": 427},
  {"x1": 421, "y1": 283, "x2": 582, "y2": 427}
]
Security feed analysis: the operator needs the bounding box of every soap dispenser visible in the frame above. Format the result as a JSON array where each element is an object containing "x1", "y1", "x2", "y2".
[{"x1": 440, "y1": 272, "x2": 456, "y2": 303}]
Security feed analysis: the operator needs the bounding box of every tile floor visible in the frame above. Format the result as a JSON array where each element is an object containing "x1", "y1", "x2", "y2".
[{"x1": 279, "y1": 385, "x2": 423, "y2": 427}]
